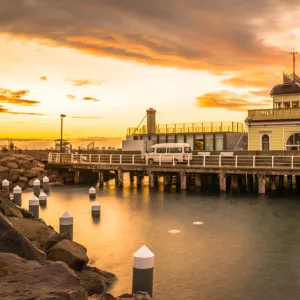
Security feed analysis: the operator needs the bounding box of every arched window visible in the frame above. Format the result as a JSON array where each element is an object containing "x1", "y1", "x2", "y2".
[
  {"x1": 286, "y1": 133, "x2": 300, "y2": 150},
  {"x1": 261, "y1": 134, "x2": 270, "y2": 151}
]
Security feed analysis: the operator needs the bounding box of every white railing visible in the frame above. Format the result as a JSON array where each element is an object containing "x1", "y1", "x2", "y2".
[{"x1": 48, "y1": 153, "x2": 300, "y2": 169}]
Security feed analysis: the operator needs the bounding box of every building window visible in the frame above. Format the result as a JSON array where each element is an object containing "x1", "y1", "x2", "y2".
[
  {"x1": 286, "y1": 133, "x2": 300, "y2": 150},
  {"x1": 215, "y1": 134, "x2": 224, "y2": 151},
  {"x1": 168, "y1": 135, "x2": 175, "y2": 143},
  {"x1": 133, "y1": 136, "x2": 139, "y2": 140},
  {"x1": 159, "y1": 135, "x2": 166, "y2": 143},
  {"x1": 261, "y1": 134, "x2": 270, "y2": 150},
  {"x1": 205, "y1": 134, "x2": 214, "y2": 151}
]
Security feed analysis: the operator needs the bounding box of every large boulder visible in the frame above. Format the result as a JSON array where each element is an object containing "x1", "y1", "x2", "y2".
[
  {"x1": 6, "y1": 161, "x2": 19, "y2": 169},
  {"x1": 8, "y1": 217, "x2": 59, "y2": 251},
  {"x1": 18, "y1": 159, "x2": 34, "y2": 169},
  {"x1": 31, "y1": 166, "x2": 45, "y2": 173},
  {"x1": 15, "y1": 181, "x2": 28, "y2": 190},
  {"x1": 0, "y1": 253, "x2": 88, "y2": 300},
  {"x1": 9, "y1": 168, "x2": 25, "y2": 176},
  {"x1": 0, "y1": 213, "x2": 46, "y2": 263},
  {"x1": 89, "y1": 293, "x2": 152, "y2": 300},
  {"x1": 77, "y1": 266, "x2": 116, "y2": 296},
  {"x1": 19, "y1": 176, "x2": 28, "y2": 183},
  {"x1": 0, "y1": 192, "x2": 23, "y2": 217},
  {"x1": 47, "y1": 239, "x2": 89, "y2": 271},
  {"x1": 8, "y1": 174, "x2": 19, "y2": 183},
  {"x1": 0, "y1": 166, "x2": 9, "y2": 173},
  {"x1": 24, "y1": 169, "x2": 40, "y2": 179}
]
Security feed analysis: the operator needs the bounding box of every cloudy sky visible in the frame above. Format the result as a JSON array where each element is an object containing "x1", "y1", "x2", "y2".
[{"x1": 0, "y1": 0, "x2": 300, "y2": 139}]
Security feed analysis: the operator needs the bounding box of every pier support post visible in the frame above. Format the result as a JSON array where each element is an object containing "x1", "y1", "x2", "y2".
[
  {"x1": 154, "y1": 175, "x2": 159, "y2": 186},
  {"x1": 98, "y1": 172, "x2": 104, "y2": 187},
  {"x1": 231, "y1": 175, "x2": 238, "y2": 193},
  {"x1": 42, "y1": 176, "x2": 50, "y2": 193},
  {"x1": 118, "y1": 169, "x2": 123, "y2": 188},
  {"x1": 60, "y1": 211, "x2": 73, "y2": 241},
  {"x1": 278, "y1": 175, "x2": 284, "y2": 191},
  {"x1": 130, "y1": 172, "x2": 135, "y2": 183},
  {"x1": 195, "y1": 174, "x2": 202, "y2": 188},
  {"x1": 288, "y1": 175, "x2": 293, "y2": 191},
  {"x1": 29, "y1": 195, "x2": 39, "y2": 218},
  {"x1": 247, "y1": 174, "x2": 254, "y2": 192},
  {"x1": 103, "y1": 171, "x2": 110, "y2": 182},
  {"x1": 137, "y1": 174, "x2": 143, "y2": 187},
  {"x1": 270, "y1": 176, "x2": 277, "y2": 191},
  {"x1": 33, "y1": 179, "x2": 41, "y2": 197},
  {"x1": 132, "y1": 245, "x2": 154, "y2": 297},
  {"x1": 89, "y1": 187, "x2": 96, "y2": 199},
  {"x1": 148, "y1": 172, "x2": 155, "y2": 188},
  {"x1": 13, "y1": 185, "x2": 22, "y2": 206},
  {"x1": 114, "y1": 171, "x2": 119, "y2": 185},
  {"x1": 74, "y1": 170, "x2": 80, "y2": 185},
  {"x1": 180, "y1": 171, "x2": 186, "y2": 191},
  {"x1": 258, "y1": 175, "x2": 266, "y2": 195},
  {"x1": 219, "y1": 173, "x2": 226, "y2": 193},
  {"x1": 1, "y1": 179, "x2": 9, "y2": 195},
  {"x1": 39, "y1": 192, "x2": 47, "y2": 206},
  {"x1": 92, "y1": 202, "x2": 101, "y2": 218}
]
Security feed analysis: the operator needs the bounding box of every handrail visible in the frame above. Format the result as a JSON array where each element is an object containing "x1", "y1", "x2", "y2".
[{"x1": 48, "y1": 153, "x2": 300, "y2": 170}]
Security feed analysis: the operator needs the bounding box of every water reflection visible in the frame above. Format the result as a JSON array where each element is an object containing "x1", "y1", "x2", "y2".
[{"x1": 21, "y1": 174, "x2": 300, "y2": 300}]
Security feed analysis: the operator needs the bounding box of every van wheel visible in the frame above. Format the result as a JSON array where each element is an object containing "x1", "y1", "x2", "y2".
[{"x1": 148, "y1": 159, "x2": 154, "y2": 165}]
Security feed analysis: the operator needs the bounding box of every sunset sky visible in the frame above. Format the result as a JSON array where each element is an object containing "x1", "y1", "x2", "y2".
[{"x1": 1, "y1": 0, "x2": 300, "y2": 139}]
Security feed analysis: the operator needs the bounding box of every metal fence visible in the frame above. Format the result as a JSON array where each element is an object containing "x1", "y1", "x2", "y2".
[{"x1": 48, "y1": 153, "x2": 300, "y2": 169}]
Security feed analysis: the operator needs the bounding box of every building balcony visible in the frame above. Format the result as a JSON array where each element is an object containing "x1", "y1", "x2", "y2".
[
  {"x1": 127, "y1": 122, "x2": 244, "y2": 136},
  {"x1": 247, "y1": 108, "x2": 300, "y2": 121}
]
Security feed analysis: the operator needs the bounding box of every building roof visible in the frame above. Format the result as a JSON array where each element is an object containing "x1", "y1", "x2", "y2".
[{"x1": 270, "y1": 82, "x2": 300, "y2": 96}]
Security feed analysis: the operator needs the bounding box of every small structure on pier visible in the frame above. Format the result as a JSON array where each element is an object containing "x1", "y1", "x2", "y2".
[
  {"x1": 54, "y1": 139, "x2": 72, "y2": 153},
  {"x1": 125, "y1": 108, "x2": 247, "y2": 152},
  {"x1": 246, "y1": 51, "x2": 300, "y2": 151}
]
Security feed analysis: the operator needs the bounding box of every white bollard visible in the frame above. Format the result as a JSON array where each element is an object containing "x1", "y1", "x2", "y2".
[
  {"x1": 13, "y1": 185, "x2": 22, "y2": 206},
  {"x1": 2, "y1": 179, "x2": 9, "y2": 195},
  {"x1": 132, "y1": 245, "x2": 154, "y2": 297},
  {"x1": 89, "y1": 187, "x2": 96, "y2": 199},
  {"x1": 91, "y1": 201, "x2": 101, "y2": 218},
  {"x1": 59, "y1": 211, "x2": 73, "y2": 241},
  {"x1": 43, "y1": 176, "x2": 50, "y2": 193},
  {"x1": 29, "y1": 195, "x2": 40, "y2": 218},
  {"x1": 39, "y1": 192, "x2": 47, "y2": 206},
  {"x1": 33, "y1": 179, "x2": 41, "y2": 197}
]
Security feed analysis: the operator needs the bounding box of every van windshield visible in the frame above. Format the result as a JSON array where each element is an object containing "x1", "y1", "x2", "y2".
[
  {"x1": 184, "y1": 147, "x2": 192, "y2": 153},
  {"x1": 147, "y1": 148, "x2": 155, "y2": 153}
]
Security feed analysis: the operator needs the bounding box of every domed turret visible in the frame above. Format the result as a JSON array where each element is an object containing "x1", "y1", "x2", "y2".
[{"x1": 270, "y1": 82, "x2": 300, "y2": 96}]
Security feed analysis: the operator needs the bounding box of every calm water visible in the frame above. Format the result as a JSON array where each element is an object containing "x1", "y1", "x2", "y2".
[{"x1": 22, "y1": 177, "x2": 300, "y2": 300}]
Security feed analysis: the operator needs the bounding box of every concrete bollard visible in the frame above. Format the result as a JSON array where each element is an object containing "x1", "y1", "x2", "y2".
[
  {"x1": 91, "y1": 201, "x2": 101, "y2": 218},
  {"x1": 33, "y1": 179, "x2": 41, "y2": 197},
  {"x1": 132, "y1": 245, "x2": 154, "y2": 297},
  {"x1": 2, "y1": 179, "x2": 9, "y2": 195},
  {"x1": 89, "y1": 187, "x2": 96, "y2": 199},
  {"x1": 60, "y1": 211, "x2": 73, "y2": 240},
  {"x1": 29, "y1": 195, "x2": 39, "y2": 218},
  {"x1": 43, "y1": 176, "x2": 50, "y2": 193},
  {"x1": 39, "y1": 192, "x2": 47, "y2": 206},
  {"x1": 13, "y1": 185, "x2": 22, "y2": 206}
]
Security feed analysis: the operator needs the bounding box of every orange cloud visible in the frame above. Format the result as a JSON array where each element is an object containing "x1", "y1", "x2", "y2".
[
  {"x1": 0, "y1": 88, "x2": 40, "y2": 106},
  {"x1": 195, "y1": 91, "x2": 271, "y2": 111},
  {"x1": 40, "y1": 76, "x2": 47, "y2": 81},
  {"x1": 0, "y1": 104, "x2": 45, "y2": 115},
  {"x1": 66, "y1": 79, "x2": 102, "y2": 86},
  {"x1": 82, "y1": 97, "x2": 100, "y2": 102},
  {"x1": 66, "y1": 94, "x2": 76, "y2": 100}
]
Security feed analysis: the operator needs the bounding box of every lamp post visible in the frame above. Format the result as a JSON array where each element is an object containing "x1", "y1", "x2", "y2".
[{"x1": 60, "y1": 114, "x2": 66, "y2": 154}]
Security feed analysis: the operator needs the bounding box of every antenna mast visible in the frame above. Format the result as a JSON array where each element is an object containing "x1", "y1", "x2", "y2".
[{"x1": 291, "y1": 49, "x2": 298, "y2": 82}]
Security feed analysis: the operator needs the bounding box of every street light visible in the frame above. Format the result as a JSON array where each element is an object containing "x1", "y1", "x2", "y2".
[{"x1": 60, "y1": 114, "x2": 66, "y2": 154}]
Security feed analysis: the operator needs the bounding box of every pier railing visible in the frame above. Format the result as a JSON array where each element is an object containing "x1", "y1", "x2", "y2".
[{"x1": 48, "y1": 153, "x2": 300, "y2": 169}]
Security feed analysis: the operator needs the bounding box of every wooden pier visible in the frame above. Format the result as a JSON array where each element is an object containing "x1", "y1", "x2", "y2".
[{"x1": 48, "y1": 153, "x2": 300, "y2": 194}]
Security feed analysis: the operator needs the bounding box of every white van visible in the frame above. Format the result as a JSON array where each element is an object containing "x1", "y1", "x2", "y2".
[{"x1": 145, "y1": 143, "x2": 192, "y2": 164}]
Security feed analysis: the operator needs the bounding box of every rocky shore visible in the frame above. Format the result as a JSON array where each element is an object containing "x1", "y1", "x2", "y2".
[
  {"x1": 0, "y1": 152, "x2": 152, "y2": 299},
  {"x1": 0, "y1": 152, "x2": 65, "y2": 190}
]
